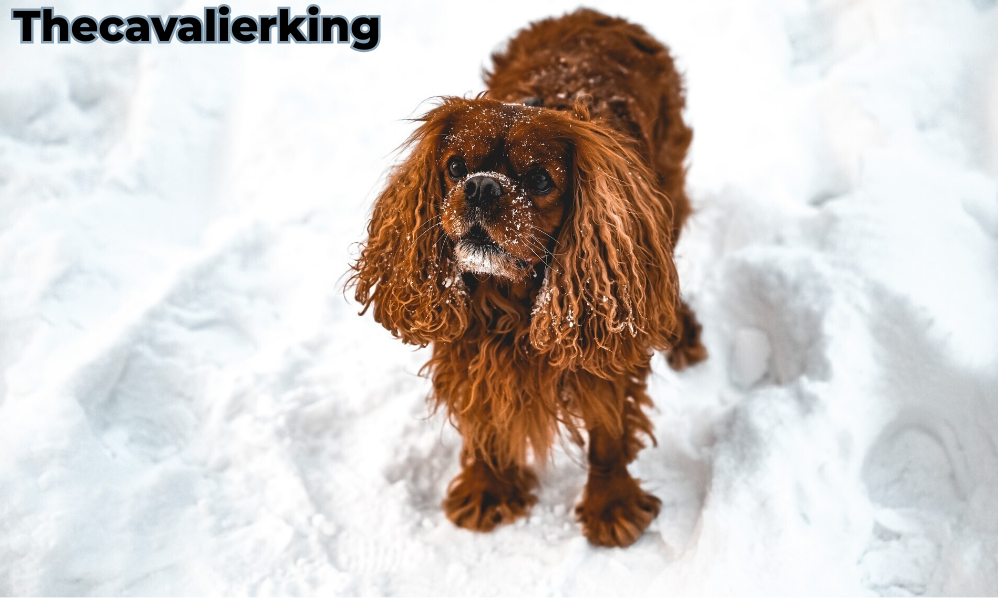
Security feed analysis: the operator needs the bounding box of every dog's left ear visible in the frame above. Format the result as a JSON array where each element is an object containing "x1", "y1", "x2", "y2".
[
  {"x1": 349, "y1": 99, "x2": 470, "y2": 346},
  {"x1": 530, "y1": 117, "x2": 679, "y2": 376}
]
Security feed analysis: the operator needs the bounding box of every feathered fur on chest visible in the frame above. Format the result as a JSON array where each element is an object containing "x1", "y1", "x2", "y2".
[{"x1": 423, "y1": 277, "x2": 654, "y2": 469}]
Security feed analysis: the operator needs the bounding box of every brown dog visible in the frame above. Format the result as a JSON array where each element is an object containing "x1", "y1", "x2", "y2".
[{"x1": 350, "y1": 8, "x2": 706, "y2": 547}]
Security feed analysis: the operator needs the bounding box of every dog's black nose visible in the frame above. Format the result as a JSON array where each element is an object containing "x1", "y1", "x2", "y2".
[{"x1": 464, "y1": 175, "x2": 502, "y2": 207}]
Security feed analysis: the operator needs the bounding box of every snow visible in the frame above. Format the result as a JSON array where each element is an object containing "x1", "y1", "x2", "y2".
[
  {"x1": 729, "y1": 327, "x2": 771, "y2": 389},
  {"x1": 0, "y1": 0, "x2": 996, "y2": 595}
]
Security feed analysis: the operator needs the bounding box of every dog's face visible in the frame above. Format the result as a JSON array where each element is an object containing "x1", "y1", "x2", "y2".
[
  {"x1": 437, "y1": 102, "x2": 571, "y2": 280},
  {"x1": 351, "y1": 96, "x2": 679, "y2": 374}
]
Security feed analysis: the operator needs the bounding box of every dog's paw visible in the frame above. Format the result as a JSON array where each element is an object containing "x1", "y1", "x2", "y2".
[
  {"x1": 576, "y1": 472, "x2": 661, "y2": 547},
  {"x1": 443, "y1": 461, "x2": 538, "y2": 532}
]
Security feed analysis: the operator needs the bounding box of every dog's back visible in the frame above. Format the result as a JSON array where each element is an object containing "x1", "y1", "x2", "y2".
[{"x1": 485, "y1": 8, "x2": 692, "y2": 240}]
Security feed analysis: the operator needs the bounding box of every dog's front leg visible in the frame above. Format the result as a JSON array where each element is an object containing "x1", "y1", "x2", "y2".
[
  {"x1": 443, "y1": 446, "x2": 538, "y2": 532},
  {"x1": 575, "y1": 376, "x2": 662, "y2": 547}
]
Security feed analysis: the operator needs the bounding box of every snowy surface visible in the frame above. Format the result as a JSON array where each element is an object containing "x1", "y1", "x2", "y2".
[{"x1": 0, "y1": 0, "x2": 996, "y2": 595}]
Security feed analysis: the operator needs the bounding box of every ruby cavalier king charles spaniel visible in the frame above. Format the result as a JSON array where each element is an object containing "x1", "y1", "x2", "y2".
[{"x1": 350, "y1": 9, "x2": 707, "y2": 547}]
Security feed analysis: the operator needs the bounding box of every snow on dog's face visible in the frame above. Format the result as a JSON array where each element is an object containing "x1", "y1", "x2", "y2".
[{"x1": 437, "y1": 101, "x2": 571, "y2": 281}]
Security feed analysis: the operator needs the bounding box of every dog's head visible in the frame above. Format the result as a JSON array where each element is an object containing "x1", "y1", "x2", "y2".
[{"x1": 350, "y1": 97, "x2": 678, "y2": 374}]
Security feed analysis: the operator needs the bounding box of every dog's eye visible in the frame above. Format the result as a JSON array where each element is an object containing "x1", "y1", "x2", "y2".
[
  {"x1": 447, "y1": 157, "x2": 467, "y2": 180},
  {"x1": 525, "y1": 169, "x2": 553, "y2": 194}
]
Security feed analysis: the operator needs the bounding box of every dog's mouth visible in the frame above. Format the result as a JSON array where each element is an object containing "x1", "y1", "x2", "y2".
[
  {"x1": 462, "y1": 224, "x2": 500, "y2": 250},
  {"x1": 454, "y1": 224, "x2": 528, "y2": 277}
]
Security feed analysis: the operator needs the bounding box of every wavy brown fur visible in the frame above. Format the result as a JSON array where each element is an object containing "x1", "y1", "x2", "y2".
[
  {"x1": 349, "y1": 9, "x2": 707, "y2": 547},
  {"x1": 349, "y1": 105, "x2": 472, "y2": 346}
]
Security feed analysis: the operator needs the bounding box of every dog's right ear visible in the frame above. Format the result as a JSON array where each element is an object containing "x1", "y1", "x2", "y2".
[{"x1": 349, "y1": 99, "x2": 470, "y2": 346}]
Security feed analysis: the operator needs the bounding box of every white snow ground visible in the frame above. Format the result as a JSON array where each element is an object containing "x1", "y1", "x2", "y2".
[{"x1": 0, "y1": 0, "x2": 996, "y2": 595}]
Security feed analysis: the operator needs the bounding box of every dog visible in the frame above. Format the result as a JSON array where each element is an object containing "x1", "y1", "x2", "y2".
[{"x1": 350, "y1": 8, "x2": 706, "y2": 547}]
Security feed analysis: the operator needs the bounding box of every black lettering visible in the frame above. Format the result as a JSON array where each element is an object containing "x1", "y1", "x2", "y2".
[
  {"x1": 42, "y1": 8, "x2": 69, "y2": 43},
  {"x1": 351, "y1": 16, "x2": 378, "y2": 51},
  {"x1": 11, "y1": 9, "x2": 41, "y2": 42},
  {"x1": 177, "y1": 16, "x2": 202, "y2": 42},
  {"x1": 307, "y1": 4, "x2": 319, "y2": 42},
  {"x1": 278, "y1": 8, "x2": 305, "y2": 42},
  {"x1": 71, "y1": 16, "x2": 97, "y2": 42},
  {"x1": 218, "y1": 5, "x2": 230, "y2": 42},
  {"x1": 149, "y1": 16, "x2": 177, "y2": 42},
  {"x1": 205, "y1": 7, "x2": 215, "y2": 42},
  {"x1": 322, "y1": 16, "x2": 348, "y2": 43},
  {"x1": 99, "y1": 16, "x2": 124, "y2": 42},
  {"x1": 231, "y1": 17, "x2": 256, "y2": 43},
  {"x1": 20, "y1": 8, "x2": 382, "y2": 48},
  {"x1": 259, "y1": 15, "x2": 277, "y2": 42},
  {"x1": 125, "y1": 16, "x2": 150, "y2": 43}
]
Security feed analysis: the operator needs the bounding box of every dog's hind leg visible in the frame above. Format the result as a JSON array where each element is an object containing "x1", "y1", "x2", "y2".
[{"x1": 666, "y1": 299, "x2": 707, "y2": 370}]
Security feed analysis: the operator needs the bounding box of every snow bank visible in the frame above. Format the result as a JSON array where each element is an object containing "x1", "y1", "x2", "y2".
[{"x1": 0, "y1": 0, "x2": 995, "y2": 595}]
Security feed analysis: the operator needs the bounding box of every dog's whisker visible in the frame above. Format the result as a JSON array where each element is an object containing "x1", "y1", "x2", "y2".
[
  {"x1": 405, "y1": 216, "x2": 442, "y2": 253},
  {"x1": 526, "y1": 224, "x2": 559, "y2": 244}
]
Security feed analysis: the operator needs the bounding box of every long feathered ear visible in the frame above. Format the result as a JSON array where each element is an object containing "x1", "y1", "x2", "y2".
[
  {"x1": 349, "y1": 101, "x2": 469, "y2": 346},
  {"x1": 530, "y1": 118, "x2": 679, "y2": 376}
]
